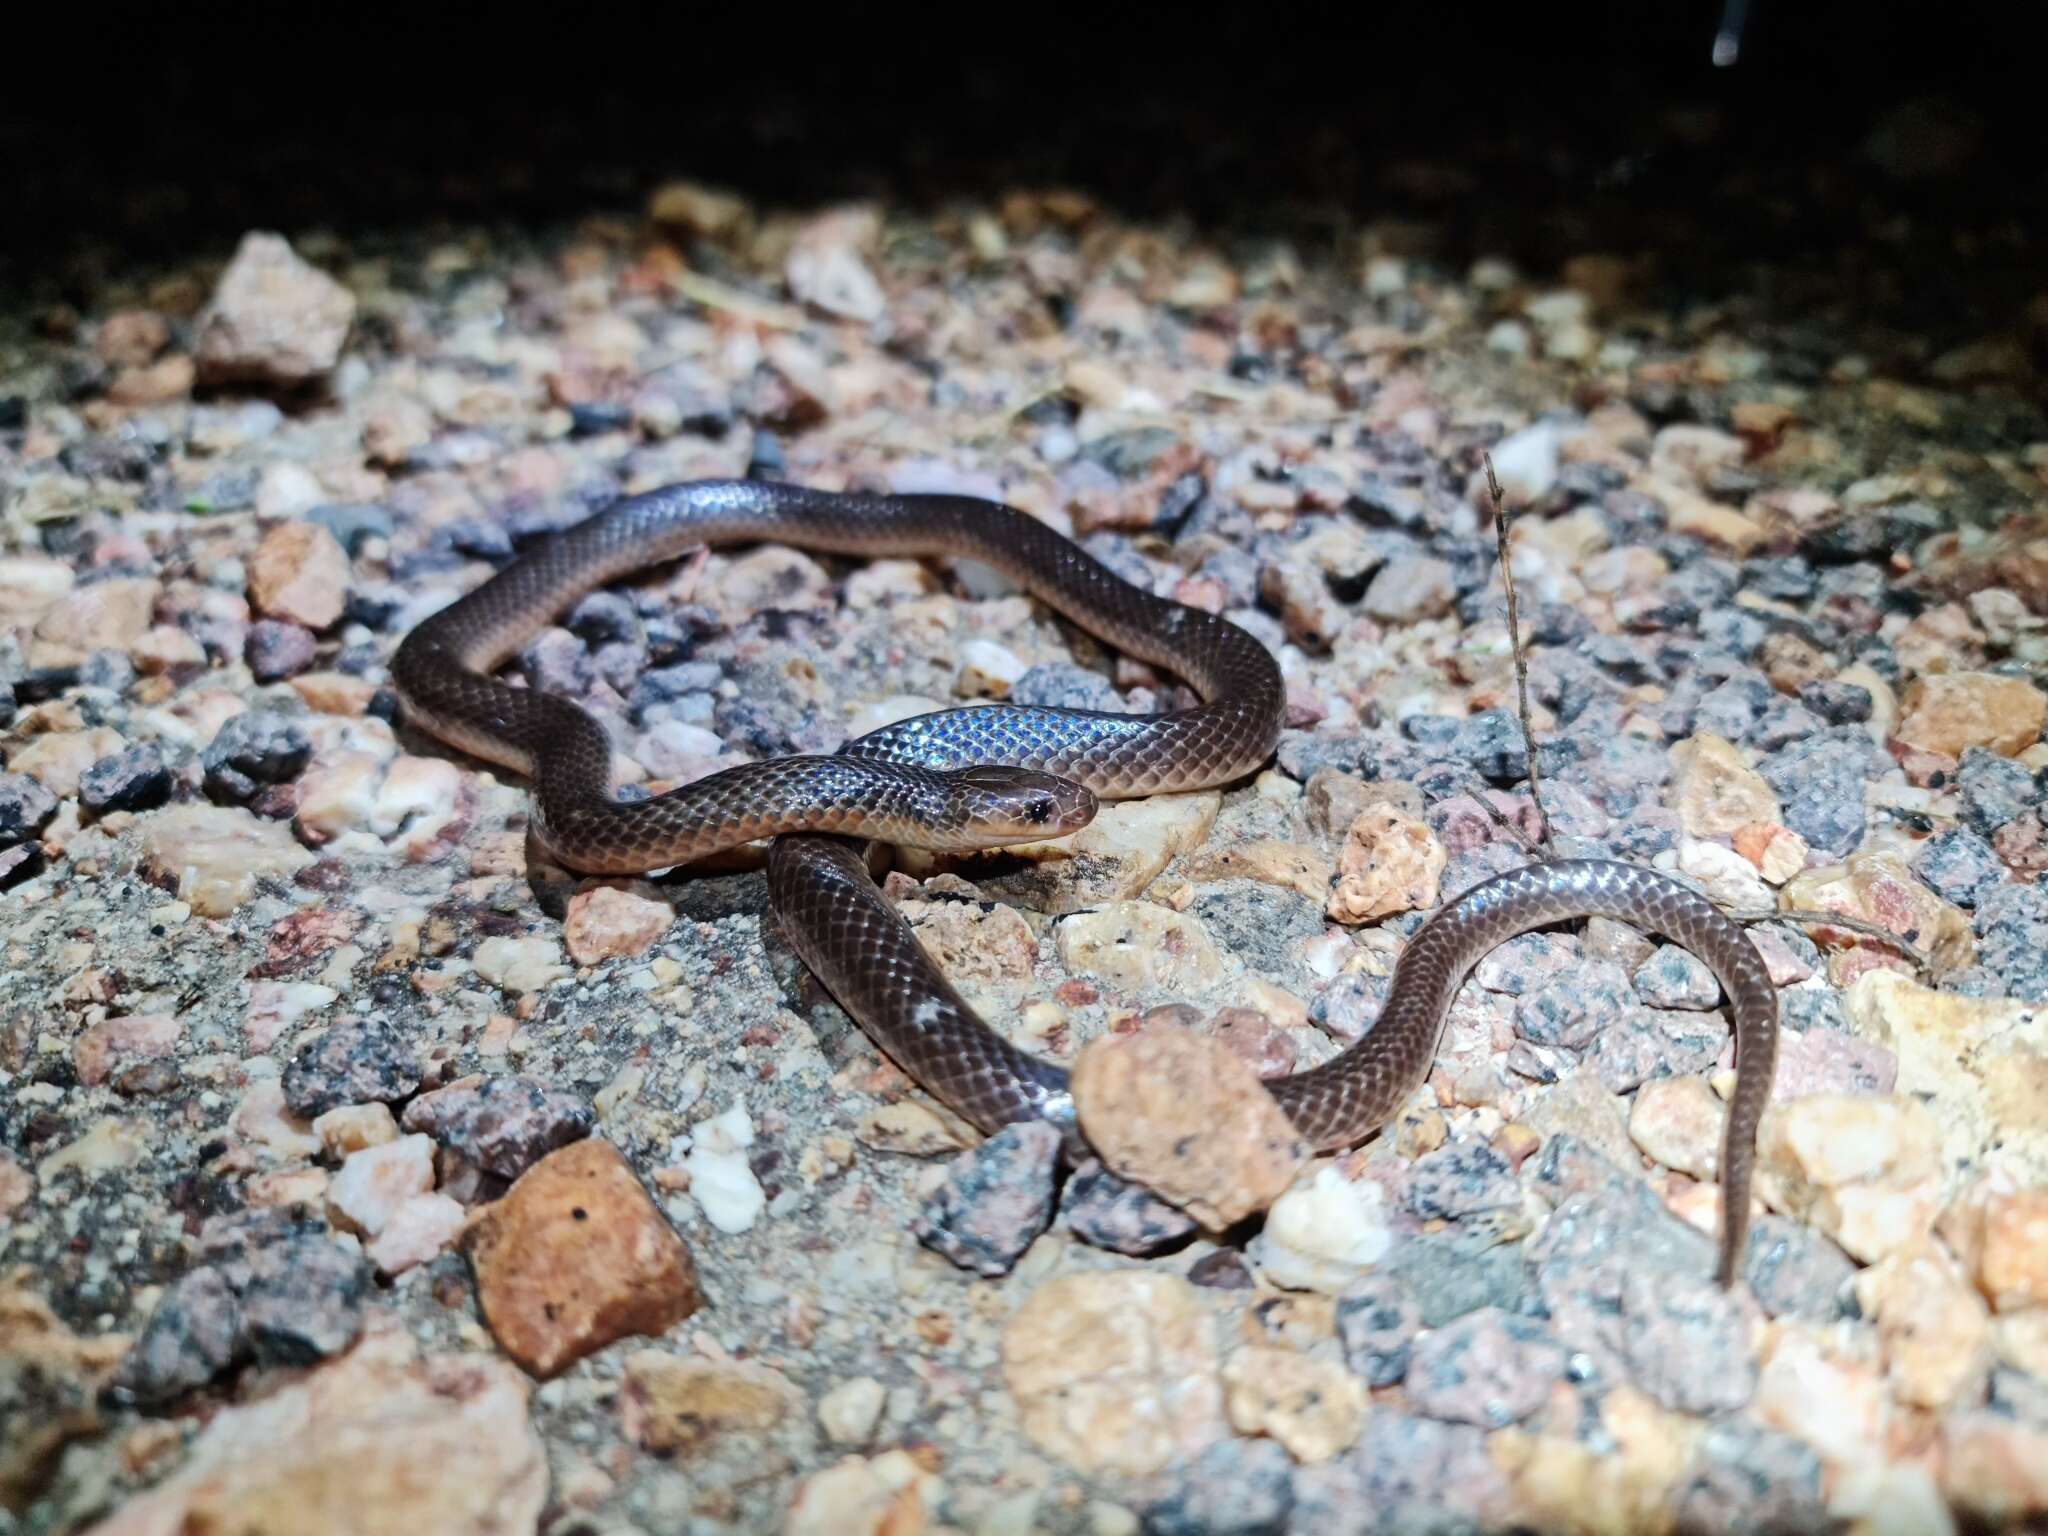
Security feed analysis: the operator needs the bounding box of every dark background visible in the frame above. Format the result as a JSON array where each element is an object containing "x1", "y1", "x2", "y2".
[{"x1": 4, "y1": 0, "x2": 2043, "y2": 327}]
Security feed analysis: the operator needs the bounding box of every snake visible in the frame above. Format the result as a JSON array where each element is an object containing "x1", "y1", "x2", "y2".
[{"x1": 391, "y1": 479, "x2": 1779, "y2": 1287}]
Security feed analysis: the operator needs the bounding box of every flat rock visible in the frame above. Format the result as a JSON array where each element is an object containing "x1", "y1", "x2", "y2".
[
  {"x1": 463, "y1": 1137, "x2": 702, "y2": 1378},
  {"x1": 138, "y1": 804, "x2": 315, "y2": 917},
  {"x1": 1071, "y1": 1025, "x2": 1306, "y2": 1227}
]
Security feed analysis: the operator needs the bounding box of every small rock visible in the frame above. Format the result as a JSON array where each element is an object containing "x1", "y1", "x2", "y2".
[
  {"x1": 245, "y1": 618, "x2": 317, "y2": 681},
  {"x1": 1755, "y1": 1093, "x2": 1943, "y2": 1263},
  {"x1": 1001, "y1": 1270, "x2": 1224, "y2": 1477},
  {"x1": 366, "y1": 1193, "x2": 465, "y2": 1274},
  {"x1": 401, "y1": 1074, "x2": 592, "y2": 1179},
  {"x1": 784, "y1": 206, "x2": 887, "y2": 322},
  {"x1": 785, "y1": 1450, "x2": 939, "y2": 1536},
  {"x1": 139, "y1": 803, "x2": 314, "y2": 916},
  {"x1": 621, "y1": 1349, "x2": 797, "y2": 1451},
  {"x1": 1668, "y1": 733, "x2": 1780, "y2": 838},
  {"x1": 327, "y1": 1134, "x2": 434, "y2": 1239},
  {"x1": 817, "y1": 1375, "x2": 887, "y2": 1446},
  {"x1": 957, "y1": 791, "x2": 1219, "y2": 914},
  {"x1": 1671, "y1": 1420, "x2": 1828, "y2": 1536},
  {"x1": 77, "y1": 743, "x2": 172, "y2": 815},
  {"x1": 93, "y1": 1329, "x2": 544, "y2": 1536},
  {"x1": 1958, "y1": 744, "x2": 2036, "y2": 835},
  {"x1": 1335, "y1": 1273, "x2": 1423, "y2": 1386},
  {"x1": 1405, "y1": 1307, "x2": 1567, "y2": 1427},
  {"x1": 1731, "y1": 820, "x2": 1811, "y2": 885},
  {"x1": 1614, "y1": 1265, "x2": 1756, "y2": 1413},
  {"x1": 471, "y1": 934, "x2": 570, "y2": 993},
  {"x1": 1070, "y1": 1026, "x2": 1307, "y2": 1228},
  {"x1": 1289, "y1": 1410, "x2": 1509, "y2": 1534},
  {"x1": 1181, "y1": 839, "x2": 1334, "y2": 902},
  {"x1": 1945, "y1": 1179, "x2": 2048, "y2": 1314},
  {"x1": 72, "y1": 1013, "x2": 179, "y2": 1088},
  {"x1": 1854, "y1": 1239, "x2": 1994, "y2": 1408},
  {"x1": 1769, "y1": 1026, "x2": 1898, "y2": 1099},
  {"x1": 1056, "y1": 901, "x2": 1225, "y2": 992},
  {"x1": 913, "y1": 1121, "x2": 1060, "y2": 1276},
  {"x1": 683, "y1": 1100, "x2": 767, "y2": 1234},
  {"x1": 195, "y1": 231, "x2": 356, "y2": 388},
  {"x1": 1143, "y1": 1437, "x2": 1293, "y2": 1536},
  {"x1": 1895, "y1": 671, "x2": 2045, "y2": 758},
  {"x1": 1752, "y1": 1322, "x2": 1893, "y2": 1467},
  {"x1": 201, "y1": 710, "x2": 311, "y2": 802},
  {"x1": 1404, "y1": 1138, "x2": 1519, "y2": 1221},
  {"x1": 1361, "y1": 556, "x2": 1457, "y2": 622},
  {"x1": 1247, "y1": 1165, "x2": 1395, "y2": 1293},
  {"x1": 1910, "y1": 826, "x2": 2006, "y2": 908},
  {"x1": 462, "y1": 1137, "x2": 702, "y2": 1378},
  {"x1": 1058, "y1": 1159, "x2": 1198, "y2": 1255},
  {"x1": 1781, "y1": 847, "x2": 1976, "y2": 974},
  {"x1": 1743, "y1": 1214, "x2": 1857, "y2": 1321},
  {"x1": 313, "y1": 1102, "x2": 399, "y2": 1159},
  {"x1": 282, "y1": 1019, "x2": 421, "y2": 1117},
  {"x1": 0, "y1": 771, "x2": 59, "y2": 843},
  {"x1": 1221, "y1": 1345, "x2": 1366, "y2": 1462},
  {"x1": 1757, "y1": 726, "x2": 1880, "y2": 857},
  {"x1": 562, "y1": 885, "x2": 672, "y2": 964},
  {"x1": 247, "y1": 520, "x2": 351, "y2": 630},
  {"x1": 1326, "y1": 804, "x2": 1447, "y2": 925},
  {"x1": 1628, "y1": 1074, "x2": 1725, "y2": 1178}
]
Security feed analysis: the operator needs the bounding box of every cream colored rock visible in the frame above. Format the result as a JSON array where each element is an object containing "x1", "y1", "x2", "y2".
[
  {"x1": 900, "y1": 896, "x2": 1037, "y2": 981},
  {"x1": 313, "y1": 1102, "x2": 400, "y2": 1160},
  {"x1": 80, "y1": 1328, "x2": 544, "y2": 1536},
  {"x1": 1752, "y1": 1322, "x2": 1891, "y2": 1468},
  {"x1": 936, "y1": 791, "x2": 1221, "y2": 914},
  {"x1": 1002, "y1": 1271, "x2": 1224, "y2": 1477},
  {"x1": 1181, "y1": 839, "x2": 1334, "y2": 902},
  {"x1": 1731, "y1": 821, "x2": 1808, "y2": 884},
  {"x1": 1248, "y1": 1166, "x2": 1396, "y2": 1293},
  {"x1": 817, "y1": 1375, "x2": 888, "y2": 1445},
  {"x1": 1668, "y1": 733, "x2": 1780, "y2": 838},
  {"x1": 1674, "y1": 836, "x2": 1774, "y2": 910},
  {"x1": 1844, "y1": 971, "x2": 2048, "y2": 1168},
  {"x1": 1326, "y1": 805, "x2": 1446, "y2": 925},
  {"x1": 194, "y1": 231, "x2": 356, "y2": 387},
  {"x1": 1645, "y1": 476, "x2": 1768, "y2": 555},
  {"x1": 1221, "y1": 1346, "x2": 1366, "y2": 1463},
  {"x1": 955, "y1": 638, "x2": 1027, "y2": 698},
  {"x1": 1490, "y1": 1386, "x2": 1700, "y2": 1536},
  {"x1": 563, "y1": 886, "x2": 673, "y2": 965},
  {"x1": 32, "y1": 577, "x2": 160, "y2": 659},
  {"x1": 231, "y1": 1080, "x2": 320, "y2": 1159},
  {"x1": 9, "y1": 727, "x2": 124, "y2": 796},
  {"x1": 370, "y1": 755, "x2": 471, "y2": 861},
  {"x1": 622, "y1": 1350, "x2": 799, "y2": 1451},
  {"x1": 1782, "y1": 849, "x2": 1975, "y2": 974},
  {"x1": 784, "y1": 206, "x2": 887, "y2": 323},
  {"x1": 1071, "y1": 1026, "x2": 1307, "y2": 1227},
  {"x1": 1755, "y1": 1093, "x2": 1943, "y2": 1263},
  {"x1": 1851, "y1": 1239, "x2": 1992, "y2": 1409},
  {"x1": 1895, "y1": 671, "x2": 2046, "y2": 758},
  {"x1": 1940, "y1": 1412, "x2": 2048, "y2": 1528},
  {"x1": 139, "y1": 804, "x2": 316, "y2": 917},
  {"x1": 0, "y1": 553, "x2": 76, "y2": 626},
  {"x1": 247, "y1": 521, "x2": 351, "y2": 630},
  {"x1": 1942, "y1": 1175, "x2": 2048, "y2": 1313},
  {"x1": 1056, "y1": 902, "x2": 1225, "y2": 993},
  {"x1": 786, "y1": 1450, "x2": 939, "y2": 1536},
  {"x1": 294, "y1": 750, "x2": 385, "y2": 844},
  {"x1": 327, "y1": 1133, "x2": 435, "y2": 1238},
  {"x1": 366, "y1": 1193, "x2": 465, "y2": 1274},
  {"x1": 1628, "y1": 1074, "x2": 1725, "y2": 1179},
  {"x1": 472, "y1": 935, "x2": 570, "y2": 994},
  {"x1": 855, "y1": 1100, "x2": 978, "y2": 1157},
  {"x1": 72, "y1": 1013, "x2": 179, "y2": 1088}
]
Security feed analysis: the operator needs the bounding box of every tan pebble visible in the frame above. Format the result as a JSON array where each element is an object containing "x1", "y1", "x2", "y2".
[
  {"x1": 900, "y1": 897, "x2": 1037, "y2": 981},
  {"x1": 621, "y1": 1350, "x2": 797, "y2": 1451},
  {"x1": 327, "y1": 1134, "x2": 434, "y2": 1238},
  {"x1": 1056, "y1": 901, "x2": 1225, "y2": 992},
  {"x1": 194, "y1": 231, "x2": 355, "y2": 387},
  {"x1": 1326, "y1": 805, "x2": 1445, "y2": 925},
  {"x1": 244, "y1": 1165, "x2": 329, "y2": 1208},
  {"x1": 73, "y1": 1329, "x2": 544, "y2": 1536},
  {"x1": 230, "y1": 1081, "x2": 320, "y2": 1159},
  {"x1": 32, "y1": 577, "x2": 161, "y2": 659},
  {"x1": 1001, "y1": 1271, "x2": 1224, "y2": 1477},
  {"x1": 1220, "y1": 1345, "x2": 1366, "y2": 1463},
  {"x1": 472, "y1": 935, "x2": 570, "y2": 994},
  {"x1": 1755, "y1": 1093, "x2": 1943, "y2": 1263},
  {"x1": 288, "y1": 671, "x2": 379, "y2": 716},
  {"x1": 785, "y1": 1449, "x2": 939, "y2": 1536},
  {"x1": 1303, "y1": 769, "x2": 1422, "y2": 842},
  {"x1": 72, "y1": 1013, "x2": 179, "y2": 1088},
  {"x1": 1644, "y1": 475, "x2": 1768, "y2": 555},
  {"x1": 1894, "y1": 671, "x2": 2046, "y2": 759},
  {"x1": 1781, "y1": 849, "x2": 1975, "y2": 973},
  {"x1": 462, "y1": 1138, "x2": 702, "y2": 1378},
  {"x1": 1181, "y1": 839, "x2": 1334, "y2": 902},
  {"x1": 1070, "y1": 1026, "x2": 1306, "y2": 1227},
  {"x1": 366, "y1": 1193, "x2": 465, "y2": 1274},
  {"x1": 1944, "y1": 1179, "x2": 2048, "y2": 1313},
  {"x1": 1731, "y1": 821, "x2": 1808, "y2": 884},
  {"x1": 818, "y1": 1375, "x2": 887, "y2": 1445},
  {"x1": 313, "y1": 1102, "x2": 400, "y2": 1160},
  {"x1": 1752, "y1": 1322, "x2": 1891, "y2": 1467},
  {"x1": 856, "y1": 1101, "x2": 978, "y2": 1157},
  {"x1": 562, "y1": 886, "x2": 673, "y2": 965},
  {"x1": 0, "y1": 1154, "x2": 34, "y2": 1221},
  {"x1": 1668, "y1": 733, "x2": 1780, "y2": 838},
  {"x1": 247, "y1": 521, "x2": 351, "y2": 630},
  {"x1": 129, "y1": 624, "x2": 206, "y2": 674},
  {"x1": 1246, "y1": 1166, "x2": 1395, "y2": 1294},
  {"x1": 1940, "y1": 1411, "x2": 2048, "y2": 1528},
  {"x1": 293, "y1": 750, "x2": 384, "y2": 843},
  {"x1": 1627, "y1": 1075, "x2": 1725, "y2": 1179},
  {"x1": 1851, "y1": 1239, "x2": 1993, "y2": 1410},
  {"x1": 9, "y1": 727, "x2": 124, "y2": 797}
]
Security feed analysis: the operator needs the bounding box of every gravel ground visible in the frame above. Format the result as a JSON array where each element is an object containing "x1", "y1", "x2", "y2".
[{"x1": 4, "y1": 137, "x2": 2048, "y2": 1536}]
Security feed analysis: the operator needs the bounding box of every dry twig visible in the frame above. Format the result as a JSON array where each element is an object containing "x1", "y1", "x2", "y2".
[
  {"x1": 1483, "y1": 452, "x2": 1552, "y2": 853},
  {"x1": 1724, "y1": 906, "x2": 1937, "y2": 979}
]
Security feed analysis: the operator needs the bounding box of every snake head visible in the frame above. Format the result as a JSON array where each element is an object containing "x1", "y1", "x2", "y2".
[{"x1": 947, "y1": 766, "x2": 1097, "y2": 846}]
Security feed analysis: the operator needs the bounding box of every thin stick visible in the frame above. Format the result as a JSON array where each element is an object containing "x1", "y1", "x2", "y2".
[
  {"x1": 1724, "y1": 907, "x2": 1937, "y2": 979},
  {"x1": 1483, "y1": 452, "x2": 1552, "y2": 853},
  {"x1": 1458, "y1": 774, "x2": 1544, "y2": 857}
]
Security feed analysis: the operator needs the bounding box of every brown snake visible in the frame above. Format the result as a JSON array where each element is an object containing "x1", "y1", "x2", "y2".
[{"x1": 391, "y1": 479, "x2": 1778, "y2": 1286}]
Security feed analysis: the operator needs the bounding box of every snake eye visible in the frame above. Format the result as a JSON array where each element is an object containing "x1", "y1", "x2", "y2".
[{"x1": 1025, "y1": 794, "x2": 1054, "y2": 824}]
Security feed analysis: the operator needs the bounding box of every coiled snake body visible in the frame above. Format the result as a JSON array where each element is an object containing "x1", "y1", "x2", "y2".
[{"x1": 393, "y1": 480, "x2": 1777, "y2": 1285}]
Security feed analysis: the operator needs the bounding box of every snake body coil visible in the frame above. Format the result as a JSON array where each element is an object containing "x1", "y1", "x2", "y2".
[{"x1": 393, "y1": 480, "x2": 1777, "y2": 1286}]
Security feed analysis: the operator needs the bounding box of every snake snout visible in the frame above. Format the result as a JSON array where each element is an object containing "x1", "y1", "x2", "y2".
[{"x1": 953, "y1": 766, "x2": 1097, "y2": 843}]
